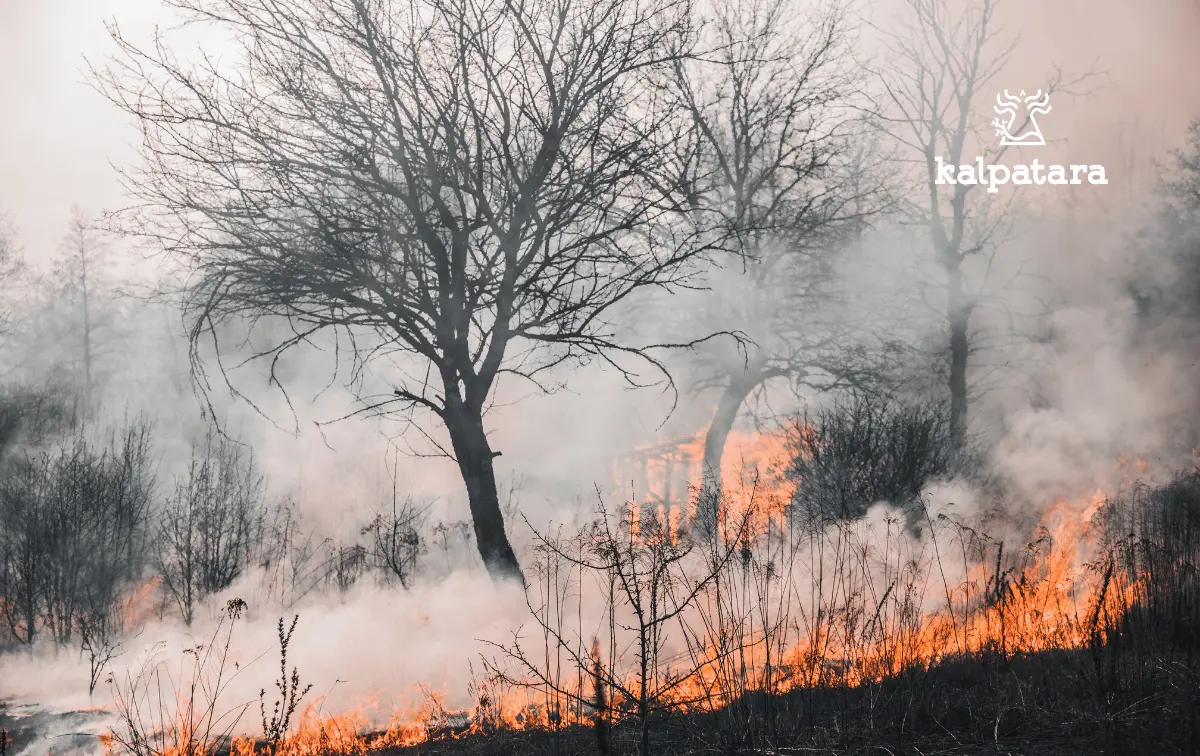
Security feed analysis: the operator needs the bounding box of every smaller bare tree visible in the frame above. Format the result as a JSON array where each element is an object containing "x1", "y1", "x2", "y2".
[
  {"x1": 0, "y1": 208, "x2": 26, "y2": 343},
  {"x1": 663, "y1": 0, "x2": 893, "y2": 527},
  {"x1": 484, "y1": 495, "x2": 748, "y2": 756},
  {"x1": 78, "y1": 589, "x2": 140, "y2": 697},
  {"x1": 157, "y1": 427, "x2": 267, "y2": 625},
  {"x1": 869, "y1": 0, "x2": 1090, "y2": 449},
  {"x1": 52, "y1": 207, "x2": 118, "y2": 420},
  {"x1": 362, "y1": 496, "x2": 427, "y2": 590}
]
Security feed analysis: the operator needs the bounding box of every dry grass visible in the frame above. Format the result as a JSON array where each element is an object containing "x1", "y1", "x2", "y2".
[{"x1": 90, "y1": 464, "x2": 1200, "y2": 756}]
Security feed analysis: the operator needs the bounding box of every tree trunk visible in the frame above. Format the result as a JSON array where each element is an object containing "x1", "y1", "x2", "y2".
[
  {"x1": 444, "y1": 401, "x2": 524, "y2": 584},
  {"x1": 946, "y1": 264, "x2": 970, "y2": 450},
  {"x1": 695, "y1": 374, "x2": 759, "y2": 538}
]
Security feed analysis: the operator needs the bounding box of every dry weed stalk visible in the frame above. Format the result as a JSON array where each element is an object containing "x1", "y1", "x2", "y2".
[
  {"x1": 259, "y1": 615, "x2": 312, "y2": 755},
  {"x1": 105, "y1": 598, "x2": 254, "y2": 756}
]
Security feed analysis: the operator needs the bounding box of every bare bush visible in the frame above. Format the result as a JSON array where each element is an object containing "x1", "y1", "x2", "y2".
[
  {"x1": 256, "y1": 491, "x2": 427, "y2": 606},
  {"x1": 362, "y1": 495, "x2": 428, "y2": 589},
  {"x1": 785, "y1": 391, "x2": 956, "y2": 530},
  {"x1": 158, "y1": 427, "x2": 267, "y2": 625},
  {"x1": 485, "y1": 496, "x2": 748, "y2": 756},
  {"x1": 0, "y1": 382, "x2": 75, "y2": 457},
  {"x1": 0, "y1": 420, "x2": 154, "y2": 654},
  {"x1": 328, "y1": 543, "x2": 368, "y2": 595}
]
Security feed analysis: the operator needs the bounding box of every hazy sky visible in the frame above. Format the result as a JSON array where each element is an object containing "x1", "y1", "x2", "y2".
[
  {"x1": 0, "y1": 0, "x2": 160, "y2": 261},
  {"x1": 2, "y1": 0, "x2": 1198, "y2": 263}
]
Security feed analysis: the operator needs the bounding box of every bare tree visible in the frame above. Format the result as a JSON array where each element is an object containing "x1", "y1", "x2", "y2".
[
  {"x1": 0, "y1": 420, "x2": 154, "y2": 650},
  {"x1": 0, "y1": 209, "x2": 26, "y2": 344},
  {"x1": 869, "y1": 0, "x2": 1080, "y2": 449},
  {"x1": 14, "y1": 207, "x2": 125, "y2": 424},
  {"x1": 665, "y1": 0, "x2": 888, "y2": 526},
  {"x1": 53, "y1": 207, "x2": 114, "y2": 421},
  {"x1": 362, "y1": 494, "x2": 428, "y2": 589},
  {"x1": 95, "y1": 0, "x2": 714, "y2": 583},
  {"x1": 157, "y1": 426, "x2": 267, "y2": 625}
]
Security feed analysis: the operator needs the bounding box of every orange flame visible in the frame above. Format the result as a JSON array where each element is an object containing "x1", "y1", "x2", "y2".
[{"x1": 105, "y1": 429, "x2": 1156, "y2": 756}]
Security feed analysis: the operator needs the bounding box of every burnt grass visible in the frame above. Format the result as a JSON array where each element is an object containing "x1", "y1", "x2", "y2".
[{"x1": 374, "y1": 644, "x2": 1200, "y2": 756}]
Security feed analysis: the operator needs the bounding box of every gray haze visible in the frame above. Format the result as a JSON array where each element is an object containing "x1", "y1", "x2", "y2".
[{"x1": 1, "y1": 0, "x2": 1199, "y2": 744}]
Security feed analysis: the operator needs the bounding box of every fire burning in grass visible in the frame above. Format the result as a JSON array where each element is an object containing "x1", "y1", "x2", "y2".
[
  {"x1": 100, "y1": 430, "x2": 1178, "y2": 756},
  {"x1": 231, "y1": 699, "x2": 435, "y2": 756}
]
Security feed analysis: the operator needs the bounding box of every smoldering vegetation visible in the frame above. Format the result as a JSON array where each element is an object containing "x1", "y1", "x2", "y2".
[{"x1": 1, "y1": 0, "x2": 1199, "y2": 754}]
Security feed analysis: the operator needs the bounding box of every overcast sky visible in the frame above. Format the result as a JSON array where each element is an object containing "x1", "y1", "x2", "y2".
[
  {"x1": 1, "y1": 0, "x2": 1199, "y2": 265},
  {"x1": 0, "y1": 0, "x2": 152, "y2": 260}
]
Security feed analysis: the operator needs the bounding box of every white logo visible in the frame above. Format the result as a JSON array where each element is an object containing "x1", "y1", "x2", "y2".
[
  {"x1": 930, "y1": 87, "x2": 1106, "y2": 194},
  {"x1": 992, "y1": 89, "x2": 1051, "y2": 147}
]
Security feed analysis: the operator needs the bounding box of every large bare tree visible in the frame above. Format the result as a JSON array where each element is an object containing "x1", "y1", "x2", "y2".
[
  {"x1": 94, "y1": 0, "x2": 708, "y2": 582},
  {"x1": 666, "y1": 0, "x2": 885, "y2": 522}
]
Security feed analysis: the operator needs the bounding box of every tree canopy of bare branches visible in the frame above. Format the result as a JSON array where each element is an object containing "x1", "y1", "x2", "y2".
[
  {"x1": 665, "y1": 0, "x2": 887, "y2": 525},
  {"x1": 94, "y1": 0, "x2": 712, "y2": 582},
  {"x1": 870, "y1": 0, "x2": 1077, "y2": 449}
]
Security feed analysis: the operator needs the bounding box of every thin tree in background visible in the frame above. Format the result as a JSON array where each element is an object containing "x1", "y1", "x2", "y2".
[
  {"x1": 1131, "y1": 120, "x2": 1200, "y2": 329},
  {"x1": 94, "y1": 0, "x2": 716, "y2": 583},
  {"x1": 0, "y1": 209, "x2": 27, "y2": 345},
  {"x1": 666, "y1": 0, "x2": 887, "y2": 525},
  {"x1": 54, "y1": 207, "x2": 113, "y2": 421},
  {"x1": 870, "y1": 0, "x2": 1079, "y2": 450}
]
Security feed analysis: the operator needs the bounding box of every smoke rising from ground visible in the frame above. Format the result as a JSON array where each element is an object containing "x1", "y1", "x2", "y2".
[{"x1": 0, "y1": 0, "x2": 1199, "y2": 751}]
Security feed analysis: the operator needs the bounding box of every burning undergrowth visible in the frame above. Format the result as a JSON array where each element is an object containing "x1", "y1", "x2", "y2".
[{"x1": 71, "y1": 427, "x2": 1200, "y2": 756}]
